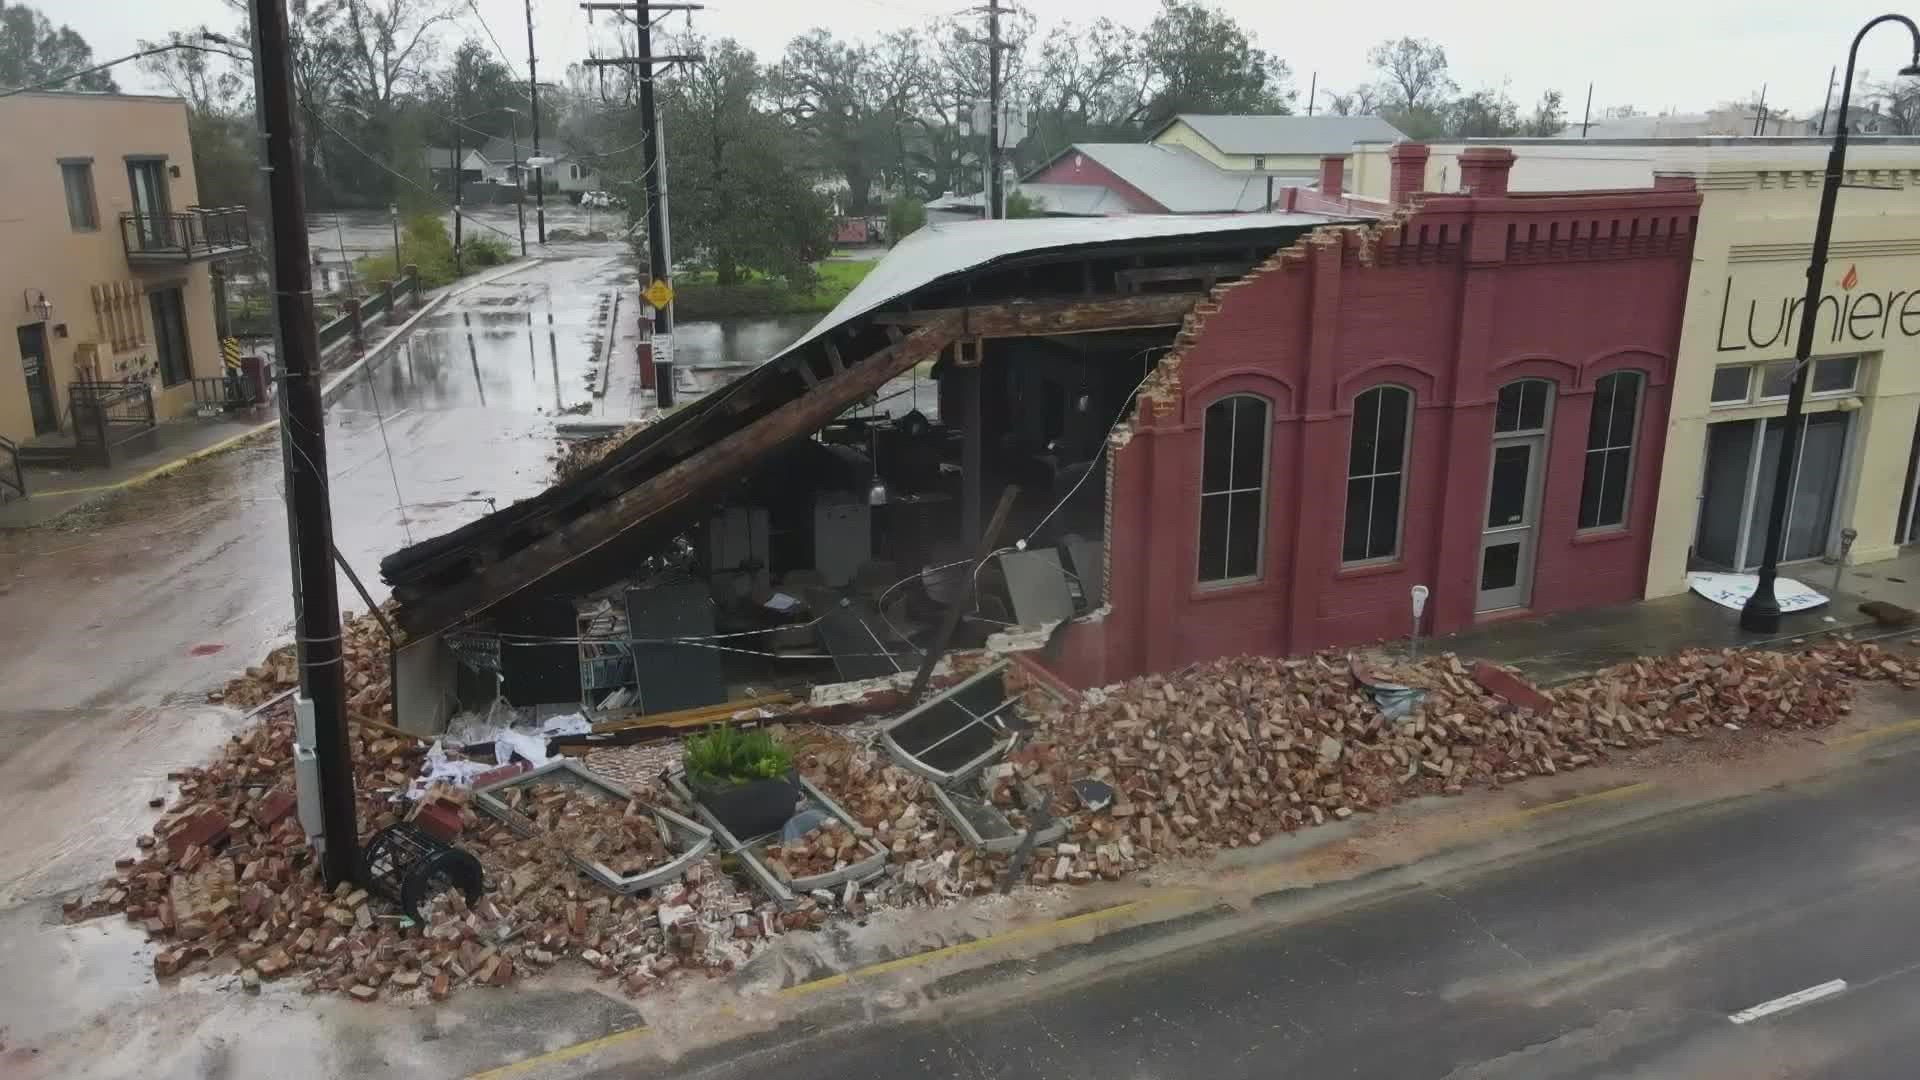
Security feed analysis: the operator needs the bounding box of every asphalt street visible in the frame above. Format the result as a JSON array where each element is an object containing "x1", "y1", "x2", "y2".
[{"x1": 632, "y1": 749, "x2": 1920, "y2": 1080}]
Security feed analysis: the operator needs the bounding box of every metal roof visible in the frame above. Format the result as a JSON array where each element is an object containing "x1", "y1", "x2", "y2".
[
  {"x1": 925, "y1": 182, "x2": 1135, "y2": 217},
  {"x1": 776, "y1": 211, "x2": 1344, "y2": 363},
  {"x1": 1158, "y1": 114, "x2": 1406, "y2": 156}
]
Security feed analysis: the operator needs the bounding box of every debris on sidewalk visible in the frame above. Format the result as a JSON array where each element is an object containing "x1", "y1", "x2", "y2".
[{"x1": 70, "y1": 618, "x2": 1920, "y2": 1009}]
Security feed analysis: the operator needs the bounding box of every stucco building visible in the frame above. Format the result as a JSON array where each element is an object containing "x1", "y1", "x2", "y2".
[
  {"x1": 1054, "y1": 146, "x2": 1701, "y2": 684},
  {"x1": 0, "y1": 91, "x2": 246, "y2": 456}
]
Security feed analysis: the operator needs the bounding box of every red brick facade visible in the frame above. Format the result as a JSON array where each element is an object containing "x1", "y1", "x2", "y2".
[{"x1": 1055, "y1": 150, "x2": 1701, "y2": 686}]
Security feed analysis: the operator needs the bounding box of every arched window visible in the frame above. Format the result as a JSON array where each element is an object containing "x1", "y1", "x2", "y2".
[
  {"x1": 1197, "y1": 395, "x2": 1270, "y2": 584},
  {"x1": 1579, "y1": 371, "x2": 1644, "y2": 530},
  {"x1": 1343, "y1": 386, "x2": 1413, "y2": 564}
]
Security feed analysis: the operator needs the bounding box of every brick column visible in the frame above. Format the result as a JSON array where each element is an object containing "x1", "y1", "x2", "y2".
[
  {"x1": 1318, "y1": 155, "x2": 1344, "y2": 197},
  {"x1": 1388, "y1": 143, "x2": 1431, "y2": 207},
  {"x1": 1457, "y1": 147, "x2": 1515, "y2": 196}
]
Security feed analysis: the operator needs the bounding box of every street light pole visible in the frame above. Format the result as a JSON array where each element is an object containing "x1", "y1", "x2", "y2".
[{"x1": 1742, "y1": 13, "x2": 1920, "y2": 633}]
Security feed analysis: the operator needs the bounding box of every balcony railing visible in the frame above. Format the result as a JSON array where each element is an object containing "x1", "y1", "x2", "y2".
[{"x1": 121, "y1": 207, "x2": 252, "y2": 264}]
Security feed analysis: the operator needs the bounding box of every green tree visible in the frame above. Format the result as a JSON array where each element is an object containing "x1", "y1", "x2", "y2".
[
  {"x1": 1139, "y1": 0, "x2": 1292, "y2": 125},
  {"x1": 1368, "y1": 36, "x2": 1455, "y2": 115},
  {"x1": 0, "y1": 3, "x2": 114, "y2": 91},
  {"x1": 1524, "y1": 89, "x2": 1567, "y2": 137},
  {"x1": 666, "y1": 35, "x2": 831, "y2": 284},
  {"x1": 1445, "y1": 86, "x2": 1522, "y2": 138},
  {"x1": 885, "y1": 195, "x2": 925, "y2": 246},
  {"x1": 138, "y1": 29, "x2": 256, "y2": 209}
]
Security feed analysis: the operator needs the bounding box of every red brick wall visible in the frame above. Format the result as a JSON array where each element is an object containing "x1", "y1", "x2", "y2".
[
  {"x1": 1025, "y1": 151, "x2": 1169, "y2": 213},
  {"x1": 1054, "y1": 176, "x2": 1700, "y2": 687}
]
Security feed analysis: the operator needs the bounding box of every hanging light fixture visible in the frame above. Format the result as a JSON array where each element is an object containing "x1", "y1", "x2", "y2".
[{"x1": 867, "y1": 425, "x2": 889, "y2": 506}]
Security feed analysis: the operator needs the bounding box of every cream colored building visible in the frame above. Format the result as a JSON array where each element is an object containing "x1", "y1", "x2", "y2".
[
  {"x1": 1647, "y1": 145, "x2": 1920, "y2": 594},
  {"x1": 0, "y1": 91, "x2": 247, "y2": 452},
  {"x1": 1149, "y1": 113, "x2": 1404, "y2": 178}
]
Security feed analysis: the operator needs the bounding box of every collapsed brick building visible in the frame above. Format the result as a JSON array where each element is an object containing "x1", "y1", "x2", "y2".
[{"x1": 1051, "y1": 146, "x2": 1701, "y2": 685}]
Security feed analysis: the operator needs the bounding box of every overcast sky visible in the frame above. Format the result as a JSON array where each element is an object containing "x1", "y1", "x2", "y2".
[{"x1": 52, "y1": 0, "x2": 1920, "y2": 119}]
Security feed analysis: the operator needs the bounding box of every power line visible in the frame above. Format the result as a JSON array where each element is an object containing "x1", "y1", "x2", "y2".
[{"x1": 465, "y1": 0, "x2": 527, "y2": 83}]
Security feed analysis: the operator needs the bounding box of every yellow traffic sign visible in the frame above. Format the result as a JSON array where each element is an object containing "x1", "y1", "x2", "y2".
[
  {"x1": 222, "y1": 336, "x2": 243, "y2": 370},
  {"x1": 642, "y1": 279, "x2": 674, "y2": 309}
]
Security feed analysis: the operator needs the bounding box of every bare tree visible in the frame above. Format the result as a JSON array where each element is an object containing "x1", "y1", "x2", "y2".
[
  {"x1": 1367, "y1": 36, "x2": 1455, "y2": 114},
  {"x1": 1321, "y1": 84, "x2": 1380, "y2": 116}
]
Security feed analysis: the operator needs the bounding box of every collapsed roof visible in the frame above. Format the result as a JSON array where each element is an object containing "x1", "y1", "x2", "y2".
[{"x1": 380, "y1": 212, "x2": 1354, "y2": 640}]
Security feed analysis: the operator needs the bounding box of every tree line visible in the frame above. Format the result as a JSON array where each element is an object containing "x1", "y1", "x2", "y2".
[{"x1": 14, "y1": 1, "x2": 1920, "y2": 289}]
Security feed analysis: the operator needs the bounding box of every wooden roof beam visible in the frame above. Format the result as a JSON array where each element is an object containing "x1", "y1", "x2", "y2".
[
  {"x1": 868, "y1": 293, "x2": 1204, "y2": 336},
  {"x1": 398, "y1": 314, "x2": 965, "y2": 638}
]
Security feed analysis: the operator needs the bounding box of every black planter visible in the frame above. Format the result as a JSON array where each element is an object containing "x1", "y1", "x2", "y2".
[{"x1": 690, "y1": 774, "x2": 801, "y2": 839}]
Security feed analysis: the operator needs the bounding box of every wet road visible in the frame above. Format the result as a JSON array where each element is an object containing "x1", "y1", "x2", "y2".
[{"x1": 0, "y1": 242, "x2": 639, "y2": 907}]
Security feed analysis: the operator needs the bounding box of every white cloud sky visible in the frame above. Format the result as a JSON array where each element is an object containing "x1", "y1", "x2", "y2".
[{"x1": 50, "y1": 0, "x2": 1920, "y2": 119}]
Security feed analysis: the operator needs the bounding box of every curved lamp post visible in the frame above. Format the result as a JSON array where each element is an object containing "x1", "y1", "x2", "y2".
[{"x1": 1742, "y1": 14, "x2": 1920, "y2": 632}]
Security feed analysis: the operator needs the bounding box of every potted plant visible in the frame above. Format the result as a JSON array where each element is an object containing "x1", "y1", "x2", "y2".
[{"x1": 682, "y1": 726, "x2": 800, "y2": 839}]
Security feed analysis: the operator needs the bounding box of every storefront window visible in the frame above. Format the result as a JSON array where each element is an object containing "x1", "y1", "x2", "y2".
[
  {"x1": 1710, "y1": 365, "x2": 1751, "y2": 405},
  {"x1": 1197, "y1": 395, "x2": 1269, "y2": 584},
  {"x1": 1343, "y1": 386, "x2": 1412, "y2": 564},
  {"x1": 1579, "y1": 371, "x2": 1642, "y2": 530}
]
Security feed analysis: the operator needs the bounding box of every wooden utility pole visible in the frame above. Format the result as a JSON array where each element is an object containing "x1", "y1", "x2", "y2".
[
  {"x1": 986, "y1": 0, "x2": 1006, "y2": 219},
  {"x1": 582, "y1": 1, "x2": 702, "y2": 406},
  {"x1": 248, "y1": 0, "x2": 358, "y2": 887},
  {"x1": 526, "y1": 0, "x2": 546, "y2": 244}
]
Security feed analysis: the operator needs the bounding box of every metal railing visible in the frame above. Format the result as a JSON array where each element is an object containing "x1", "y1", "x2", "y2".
[
  {"x1": 0, "y1": 435, "x2": 23, "y2": 500},
  {"x1": 120, "y1": 207, "x2": 252, "y2": 261},
  {"x1": 68, "y1": 380, "x2": 156, "y2": 467},
  {"x1": 191, "y1": 374, "x2": 260, "y2": 411},
  {"x1": 316, "y1": 269, "x2": 420, "y2": 356}
]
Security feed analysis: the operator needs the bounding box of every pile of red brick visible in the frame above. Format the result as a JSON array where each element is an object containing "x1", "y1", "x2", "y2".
[{"x1": 999, "y1": 641, "x2": 1913, "y2": 882}]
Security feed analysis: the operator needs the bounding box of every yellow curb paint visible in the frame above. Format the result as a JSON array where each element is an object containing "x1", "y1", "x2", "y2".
[
  {"x1": 467, "y1": 1025, "x2": 652, "y2": 1080},
  {"x1": 28, "y1": 421, "x2": 275, "y2": 499},
  {"x1": 1830, "y1": 714, "x2": 1920, "y2": 748},
  {"x1": 1477, "y1": 781, "x2": 1656, "y2": 831},
  {"x1": 463, "y1": 718, "x2": 1920, "y2": 1080}
]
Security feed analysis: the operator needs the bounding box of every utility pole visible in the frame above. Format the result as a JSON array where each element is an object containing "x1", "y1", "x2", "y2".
[
  {"x1": 583, "y1": 1, "x2": 702, "y2": 407},
  {"x1": 509, "y1": 109, "x2": 528, "y2": 257},
  {"x1": 248, "y1": 0, "x2": 358, "y2": 888},
  {"x1": 1752, "y1": 83, "x2": 1770, "y2": 136},
  {"x1": 452, "y1": 109, "x2": 465, "y2": 276},
  {"x1": 986, "y1": 0, "x2": 1006, "y2": 220},
  {"x1": 1581, "y1": 82, "x2": 1593, "y2": 137},
  {"x1": 526, "y1": 0, "x2": 546, "y2": 244},
  {"x1": 1306, "y1": 71, "x2": 1317, "y2": 116}
]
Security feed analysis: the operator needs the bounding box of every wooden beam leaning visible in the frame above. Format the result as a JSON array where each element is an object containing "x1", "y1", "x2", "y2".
[
  {"x1": 868, "y1": 293, "x2": 1203, "y2": 334},
  {"x1": 401, "y1": 314, "x2": 964, "y2": 637}
]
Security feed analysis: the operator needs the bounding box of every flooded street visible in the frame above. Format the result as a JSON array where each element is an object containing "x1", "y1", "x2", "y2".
[{"x1": 0, "y1": 243, "x2": 637, "y2": 907}]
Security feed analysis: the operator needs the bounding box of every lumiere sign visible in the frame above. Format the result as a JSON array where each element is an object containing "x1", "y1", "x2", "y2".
[{"x1": 1717, "y1": 263, "x2": 1920, "y2": 353}]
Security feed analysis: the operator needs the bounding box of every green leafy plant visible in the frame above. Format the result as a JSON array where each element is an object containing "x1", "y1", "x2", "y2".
[{"x1": 683, "y1": 726, "x2": 793, "y2": 788}]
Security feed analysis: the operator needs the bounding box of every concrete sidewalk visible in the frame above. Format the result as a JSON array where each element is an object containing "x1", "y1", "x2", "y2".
[{"x1": 1434, "y1": 550, "x2": 1920, "y2": 685}]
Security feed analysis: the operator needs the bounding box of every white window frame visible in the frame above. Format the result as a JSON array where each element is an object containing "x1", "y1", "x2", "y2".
[
  {"x1": 1578, "y1": 370, "x2": 1644, "y2": 531},
  {"x1": 1343, "y1": 385, "x2": 1414, "y2": 566},
  {"x1": 1711, "y1": 356, "x2": 1861, "y2": 409},
  {"x1": 1196, "y1": 394, "x2": 1271, "y2": 586}
]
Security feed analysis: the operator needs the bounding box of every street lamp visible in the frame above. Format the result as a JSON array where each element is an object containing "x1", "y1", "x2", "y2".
[{"x1": 1741, "y1": 13, "x2": 1920, "y2": 633}]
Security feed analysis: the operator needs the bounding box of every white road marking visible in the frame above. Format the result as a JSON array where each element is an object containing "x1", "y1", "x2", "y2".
[{"x1": 1728, "y1": 979, "x2": 1849, "y2": 1024}]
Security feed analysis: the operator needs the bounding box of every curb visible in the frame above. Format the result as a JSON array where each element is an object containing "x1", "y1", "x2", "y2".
[{"x1": 465, "y1": 712, "x2": 1920, "y2": 1079}]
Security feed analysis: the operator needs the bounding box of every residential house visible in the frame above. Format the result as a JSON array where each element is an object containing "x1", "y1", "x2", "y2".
[
  {"x1": 1011, "y1": 115, "x2": 1407, "y2": 217},
  {"x1": 1, "y1": 91, "x2": 248, "y2": 457},
  {"x1": 1148, "y1": 113, "x2": 1406, "y2": 177}
]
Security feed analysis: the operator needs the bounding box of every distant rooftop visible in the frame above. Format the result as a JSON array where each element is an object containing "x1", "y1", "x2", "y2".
[
  {"x1": 1030, "y1": 143, "x2": 1302, "y2": 213},
  {"x1": 1155, "y1": 113, "x2": 1406, "y2": 156}
]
